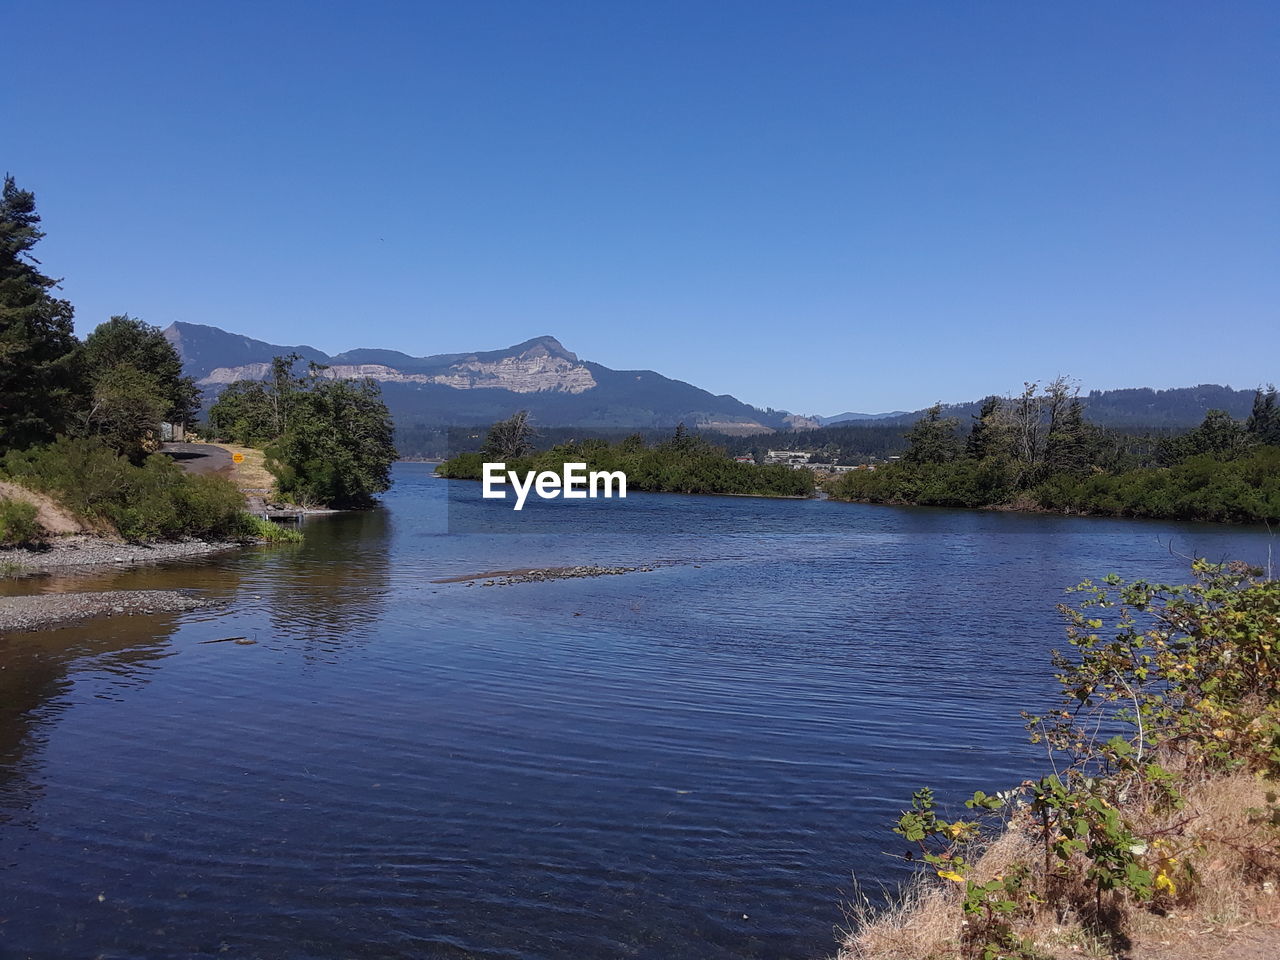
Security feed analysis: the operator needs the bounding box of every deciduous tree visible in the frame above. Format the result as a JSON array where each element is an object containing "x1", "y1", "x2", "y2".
[
  {"x1": 79, "y1": 315, "x2": 201, "y2": 458},
  {"x1": 482, "y1": 410, "x2": 536, "y2": 460}
]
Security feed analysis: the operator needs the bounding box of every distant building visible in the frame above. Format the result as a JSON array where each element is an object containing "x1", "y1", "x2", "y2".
[
  {"x1": 733, "y1": 455, "x2": 755, "y2": 463},
  {"x1": 808, "y1": 463, "x2": 857, "y2": 474},
  {"x1": 764, "y1": 449, "x2": 812, "y2": 467}
]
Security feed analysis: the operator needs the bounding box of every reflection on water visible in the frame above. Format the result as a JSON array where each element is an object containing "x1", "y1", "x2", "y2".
[
  {"x1": 0, "y1": 464, "x2": 1274, "y2": 959},
  {"x1": 257, "y1": 508, "x2": 393, "y2": 652},
  {"x1": 0, "y1": 615, "x2": 183, "y2": 827}
]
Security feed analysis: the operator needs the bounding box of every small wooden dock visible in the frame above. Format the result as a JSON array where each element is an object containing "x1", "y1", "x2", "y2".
[{"x1": 246, "y1": 497, "x2": 306, "y2": 523}]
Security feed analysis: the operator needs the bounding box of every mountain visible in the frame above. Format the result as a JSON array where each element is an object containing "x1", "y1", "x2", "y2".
[
  {"x1": 819, "y1": 384, "x2": 1267, "y2": 432},
  {"x1": 818, "y1": 411, "x2": 910, "y2": 425},
  {"x1": 163, "y1": 322, "x2": 810, "y2": 434}
]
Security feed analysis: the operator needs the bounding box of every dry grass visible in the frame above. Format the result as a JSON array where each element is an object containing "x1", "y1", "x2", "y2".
[
  {"x1": 838, "y1": 772, "x2": 1280, "y2": 960},
  {"x1": 211, "y1": 443, "x2": 276, "y2": 498},
  {"x1": 0, "y1": 479, "x2": 85, "y2": 535},
  {"x1": 841, "y1": 873, "x2": 958, "y2": 960},
  {"x1": 840, "y1": 827, "x2": 1045, "y2": 960},
  {"x1": 1123, "y1": 772, "x2": 1280, "y2": 955}
]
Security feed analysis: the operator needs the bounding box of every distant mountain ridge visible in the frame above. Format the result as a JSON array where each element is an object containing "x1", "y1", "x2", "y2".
[
  {"x1": 818, "y1": 410, "x2": 911, "y2": 425},
  {"x1": 164, "y1": 323, "x2": 1266, "y2": 436},
  {"x1": 163, "y1": 322, "x2": 818, "y2": 434},
  {"x1": 823, "y1": 384, "x2": 1267, "y2": 431}
]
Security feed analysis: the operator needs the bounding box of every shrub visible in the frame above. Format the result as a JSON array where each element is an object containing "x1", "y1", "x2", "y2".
[
  {"x1": 240, "y1": 514, "x2": 303, "y2": 543},
  {"x1": 0, "y1": 498, "x2": 42, "y2": 546},
  {"x1": 879, "y1": 561, "x2": 1280, "y2": 958},
  {"x1": 833, "y1": 447, "x2": 1280, "y2": 523},
  {"x1": 2, "y1": 437, "x2": 250, "y2": 542}
]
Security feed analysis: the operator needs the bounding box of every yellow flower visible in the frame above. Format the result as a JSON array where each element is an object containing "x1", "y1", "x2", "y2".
[{"x1": 1155, "y1": 872, "x2": 1177, "y2": 896}]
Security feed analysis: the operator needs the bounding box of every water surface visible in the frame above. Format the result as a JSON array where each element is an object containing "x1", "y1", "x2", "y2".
[{"x1": 1, "y1": 464, "x2": 1273, "y2": 959}]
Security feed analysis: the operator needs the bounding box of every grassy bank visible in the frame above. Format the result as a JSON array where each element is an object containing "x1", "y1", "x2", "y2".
[
  {"x1": 842, "y1": 561, "x2": 1280, "y2": 960},
  {"x1": 844, "y1": 770, "x2": 1279, "y2": 959},
  {"x1": 1, "y1": 437, "x2": 297, "y2": 545}
]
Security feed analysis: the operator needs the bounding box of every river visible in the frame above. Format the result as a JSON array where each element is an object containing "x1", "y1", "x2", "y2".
[{"x1": 0, "y1": 463, "x2": 1274, "y2": 959}]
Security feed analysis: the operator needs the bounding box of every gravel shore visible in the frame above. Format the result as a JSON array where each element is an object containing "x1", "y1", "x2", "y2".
[
  {"x1": 0, "y1": 589, "x2": 217, "y2": 632},
  {"x1": 432, "y1": 564, "x2": 654, "y2": 586},
  {"x1": 2, "y1": 535, "x2": 240, "y2": 573}
]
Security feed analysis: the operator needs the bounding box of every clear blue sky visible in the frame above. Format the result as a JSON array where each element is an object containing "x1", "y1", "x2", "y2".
[{"x1": 5, "y1": 1, "x2": 1276, "y2": 414}]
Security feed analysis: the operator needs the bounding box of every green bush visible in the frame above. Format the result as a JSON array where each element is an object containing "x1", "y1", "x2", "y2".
[
  {"x1": 2, "y1": 437, "x2": 251, "y2": 542},
  {"x1": 831, "y1": 447, "x2": 1280, "y2": 523},
  {"x1": 0, "y1": 498, "x2": 43, "y2": 546},
  {"x1": 1035, "y1": 447, "x2": 1280, "y2": 523},
  {"x1": 887, "y1": 561, "x2": 1280, "y2": 957},
  {"x1": 829, "y1": 457, "x2": 1014, "y2": 508},
  {"x1": 240, "y1": 514, "x2": 303, "y2": 543}
]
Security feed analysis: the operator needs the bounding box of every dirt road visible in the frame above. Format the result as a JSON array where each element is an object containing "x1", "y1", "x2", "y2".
[{"x1": 158, "y1": 442, "x2": 234, "y2": 475}]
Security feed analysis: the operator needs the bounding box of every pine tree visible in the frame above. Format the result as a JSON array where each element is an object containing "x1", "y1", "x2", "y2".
[
  {"x1": 1246, "y1": 385, "x2": 1280, "y2": 446},
  {"x1": 1044, "y1": 396, "x2": 1095, "y2": 474},
  {"x1": 904, "y1": 404, "x2": 961, "y2": 464},
  {"x1": 0, "y1": 175, "x2": 82, "y2": 448},
  {"x1": 966, "y1": 396, "x2": 1003, "y2": 460}
]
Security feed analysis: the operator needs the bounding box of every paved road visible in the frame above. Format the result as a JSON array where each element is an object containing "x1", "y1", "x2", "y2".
[{"x1": 158, "y1": 442, "x2": 233, "y2": 475}]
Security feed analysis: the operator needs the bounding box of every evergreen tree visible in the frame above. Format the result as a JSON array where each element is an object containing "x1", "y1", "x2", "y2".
[
  {"x1": 903, "y1": 404, "x2": 961, "y2": 464},
  {"x1": 966, "y1": 396, "x2": 1003, "y2": 460},
  {"x1": 1246, "y1": 384, "x2": 1280, "y2": 446},
  {"x1": 619, "y1": 432, "x2": 645, "y2": 454},
  {"x1": 1044, "y1": 397, "x2": 1100, "y2": 474},
  {"x1": 1159, "y1": 409, "x2": 1252, "y2": 464},
  {"x1": 0, "y1": 175, "x2": 81, "y2": 448},
  {"x1": 661, "y1": 421, "x2": 708, "y2": 455}
]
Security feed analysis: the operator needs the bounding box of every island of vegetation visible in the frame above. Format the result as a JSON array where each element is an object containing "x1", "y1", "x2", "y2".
[
  {"x1": 844, "y1": 559, "x2": 1280, "y2": 960},
  {"x1": 204, "y1": 353, "x2": 398, "y2": 509},
  {"x1": 436, "y1": 412, "x2": 816, "y2": 499},
  {"x1": 0, "y1": 175, "x2": 396, "y2": 564},
  {"x1": 828, "y1": 378, "x2": 1280, "y2": 524}
]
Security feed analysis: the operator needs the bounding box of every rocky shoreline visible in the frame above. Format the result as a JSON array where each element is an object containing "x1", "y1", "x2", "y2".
[
  {"x1": 1, "y1": 535, "x2": 240, "y2": 574},
  {"x1": 0, "y1": 589, "x2": 218, "y2": 632}
]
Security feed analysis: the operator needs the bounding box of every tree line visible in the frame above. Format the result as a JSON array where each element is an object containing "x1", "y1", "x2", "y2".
[
  {"x1": 829, "y1": 377, "x2": 1280, "y2": 523},
  {"x1": 0, "y1": 174, "x2": 396, "y2": 539},
  {"x1": 437, "y1": 413, "x2": 815, "y2": 499}
]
